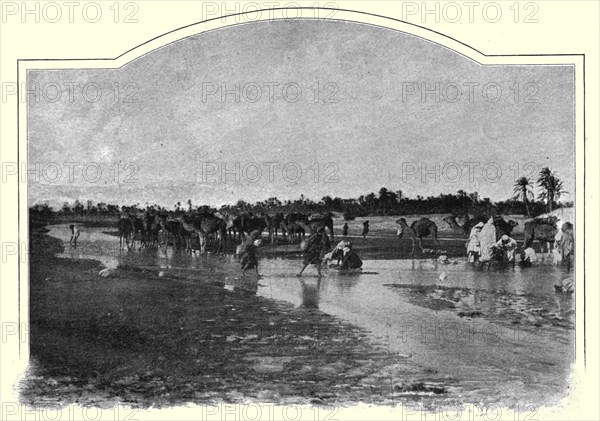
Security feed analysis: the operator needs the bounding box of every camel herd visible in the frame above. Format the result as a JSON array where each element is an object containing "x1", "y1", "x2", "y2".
[
  {"x1": 118, "y1": 209, "x2": 334, "y2": 253},
  {"x1": 522, "y1": 216, "x2": 574, "y2": 254},
  {"x1": 117, "y1": 208, "x2": 573, "y2": 265}
]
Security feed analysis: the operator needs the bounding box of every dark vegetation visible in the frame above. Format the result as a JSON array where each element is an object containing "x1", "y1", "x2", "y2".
[{"x1": 31, "y1": 170, "x2": 571, "y2": 223}]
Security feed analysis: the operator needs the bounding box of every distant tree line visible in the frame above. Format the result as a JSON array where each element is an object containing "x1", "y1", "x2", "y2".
[{"x1": 30, "y1": 167, "x2": 571, "y2": 220}]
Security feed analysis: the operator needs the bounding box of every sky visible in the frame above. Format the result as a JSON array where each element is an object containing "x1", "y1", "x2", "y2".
[{"x1": 28, "y1": 20, "x2": 575, "y2": 209}]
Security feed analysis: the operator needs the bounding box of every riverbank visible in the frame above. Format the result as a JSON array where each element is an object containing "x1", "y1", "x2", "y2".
[{"x1": 23, "y1": 226, "x2": 458, "y2": 408}]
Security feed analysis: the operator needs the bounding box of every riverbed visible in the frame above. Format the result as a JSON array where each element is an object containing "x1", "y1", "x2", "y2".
[{"x1": 40, "y1": 224, "x2": 575, "y2": 407}]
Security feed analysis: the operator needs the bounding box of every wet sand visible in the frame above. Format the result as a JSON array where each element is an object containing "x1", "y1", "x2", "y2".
[
  {"x1": 23, "y1": 219, "x2": 575, "y2": 409},
  {"x1": 23, "y1": 226, "x2": 457, "y2": 408},
  {"x1": 385, "y1": 283, "x2": 574, "y2": 330}
]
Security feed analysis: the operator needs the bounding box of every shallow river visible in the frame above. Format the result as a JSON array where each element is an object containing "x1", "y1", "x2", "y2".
[{"x1": 47, "y1": 224, "x2": 576, "y2": 406}]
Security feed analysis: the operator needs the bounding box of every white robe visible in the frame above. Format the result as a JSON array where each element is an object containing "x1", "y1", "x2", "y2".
[{"x1": 478, "y1": 217, "x2": 497, "y2": 262}]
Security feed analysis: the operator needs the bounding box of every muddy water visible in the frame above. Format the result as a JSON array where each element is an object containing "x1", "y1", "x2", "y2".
[{"x1": 47, "y1": 224, "x2": 575, "y2": 406}]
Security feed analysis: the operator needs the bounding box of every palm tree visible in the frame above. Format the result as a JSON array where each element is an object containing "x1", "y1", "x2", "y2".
[
  {"x1": 320, "y1": 195, "x2": 333, "y2": 209},
  {"x1": 378, "y1": 187, "x2": 391, "y2": 215},
  {"x1": 537, "y1": 168, "x2": 567, "y2": 212},
  {"x1": 73, "y1": 200, "x2": 84, "y2": 216},
  {"x1": 365, "y1": 192, "x2": 377, "y2": 215},
  {"x1": 513, "y1": 177, "x2": 533, "y2": 216}
]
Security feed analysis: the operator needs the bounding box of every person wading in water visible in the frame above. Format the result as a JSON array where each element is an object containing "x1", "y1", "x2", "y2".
[
  {"x1": 362, "y1": 221, "x2": 369, "y2": 238},
  {"x1": 466, "y1": 222, "x2": 484, "y2": 263},
  {"x1": 240, "y1": 230, "x2": 262, "y2": 277},
  {"x1": 297, "y1": 227, "x2": 331, "y2": 277},
  {"x1": 69, "y1": 224, "x2": 80, "y2": 247}
]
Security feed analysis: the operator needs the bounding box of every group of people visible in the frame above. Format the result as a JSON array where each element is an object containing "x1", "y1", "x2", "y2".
[
  {"x1": 295, "y1": 227, "x2": 363, "y2": 276},
  {"x1": 466, "y1": 222, "x2": 523, "y2": 264},
  {"x1": 465, "y1": 221, "x2": 572, "y2": 267},
  {"x1": 341, "y1": 221, "x2": 370, "y2": 238},
  {"x1": 242, "y1": 218, "x2": 572, "y2": 276},
  {"x1": 239, "y1": 226, "x2": 364, "y2": 278}
]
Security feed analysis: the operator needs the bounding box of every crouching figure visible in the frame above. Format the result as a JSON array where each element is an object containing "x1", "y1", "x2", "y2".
[{"x1": 324, "y1": 240, "x2": 363, "y2": 270}]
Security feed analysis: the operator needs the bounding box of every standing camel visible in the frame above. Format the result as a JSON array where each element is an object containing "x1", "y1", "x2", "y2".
[
  {"x1": 283, "y1": 221, "x2": 305, "y2": 243},
  {"x1": 264, "y1": 213, "x2": 286, "y2": 243},
  {"x1": 222, "y1": 213, "x2": 243, "y2": 241},
  {"x1": 396, "y1": 218, "x2": 439, "y2": 255},
  {"x1": 118, "y1": 215, "x2": 134, "y2": 251},
  {"x1": 283, "y1": 213, "x2": 334, "y2": 243},
  {"x1": 443, "y1": 214, "x2": 488, "y2": 236},
  {"x1": 226, "y1": 213, "x2": 267, "y2": 241},
  {"x1": 284, "y1": 213, "x2": 309, "y2": 243},
  {"x1": 142, "y1": 211, "x2": 162, "y2": 248},
  {"x1": 157, "y1": 214, "x2": 184, "y2": 250},
  {"x1": 175, "y1": 215, "x2": 205, "y2": 254},
  {"x1": 491, "y1": 216, "x2": 519, "y2": 238},
  {"x1": 241, "y1": 214, "x2": 267, "y2": 239},
  {"x1": 194, "y1": 212, "x2": 227, "y2": 253},
  {"x1": 523, "y1": 217, "x2": 558, "y2": 255},
  {"x1": 130, "y1": 214, "x2": 146, "y2": 250}
]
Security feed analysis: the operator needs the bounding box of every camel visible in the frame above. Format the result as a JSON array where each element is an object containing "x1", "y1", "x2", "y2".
[
  {"x1": 307, "y1": 214, "x2": 334, "y2": 242},
  {"x1": 142, "y1": 211, "x2": 162, "y2": 248},
  {"x1": 117, "y1": 211, "x2": 147, "y2": 250},
  {"x1": 175, "y1": 214, "x2": 205, "y2": 254},
  {"x1": 280, "y1": 213, "x2": 333, "y2": 243},
  {"x1": 264, "y1": 213, "x2": 286, "y2": 243},
  {"x1": 283, "y1": 213, "x2": 309, "y2": 243},
  {"x1": 156, "y1": 214, "x2": 185, "y2": 250},
  {"x1": 242, "y1": 215, "x2": 267, "y2": 239},
  {"x1": 523, "y1": 217, "x2": 558, "y2": 254},
  {"x1": 287, "y1": 221, "x2": 307, "y2": 243},
  {"x1": 130, "y1": 214, "x2": 146, "y2": 250},
  {"x1": 443, "y1": 214, "x2": 488, "y2": 235},
  {"x1": 491, "y1": 216, "x2": 519, "y2": 238},
  {"x1": 396, "y1": 218, "x2": 439, "y2": 255},
  {"x1": 175, "y1": 212, "x2": 228, "y2": 254},
  {"x1": 193, "y1": 212, "x2": 227, "y2": 253},
  {"x1": 277, "y1": 218, "x2": 289, "y2": 241},
  {"x1": 118, "y1": 215, "x2": 134, "y2": 251},
  {"x1": 222, "y1": 213, "x2": 243, "y2": 241},
  {"x1": 223, "y1": 213, "x2": 267, "y2": 242}
]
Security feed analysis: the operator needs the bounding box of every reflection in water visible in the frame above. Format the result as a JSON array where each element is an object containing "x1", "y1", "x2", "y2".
[
  {"x1": 67, "y1": 243, "x2": 78, "y2": 259},
  {"x1": 334, "y1": 272, "x2": 361, "y2": 292},
  {"x1": 300, "y1": 278, "x2": 321, "y2": 308},
  {"x1": 236, "y1": 275, "x2": 259, "y2": 295}
]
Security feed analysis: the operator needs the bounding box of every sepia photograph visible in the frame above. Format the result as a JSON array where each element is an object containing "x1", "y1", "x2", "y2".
[{"x1": 1, "y1": 2, "x2": 598, "y2": 420}]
